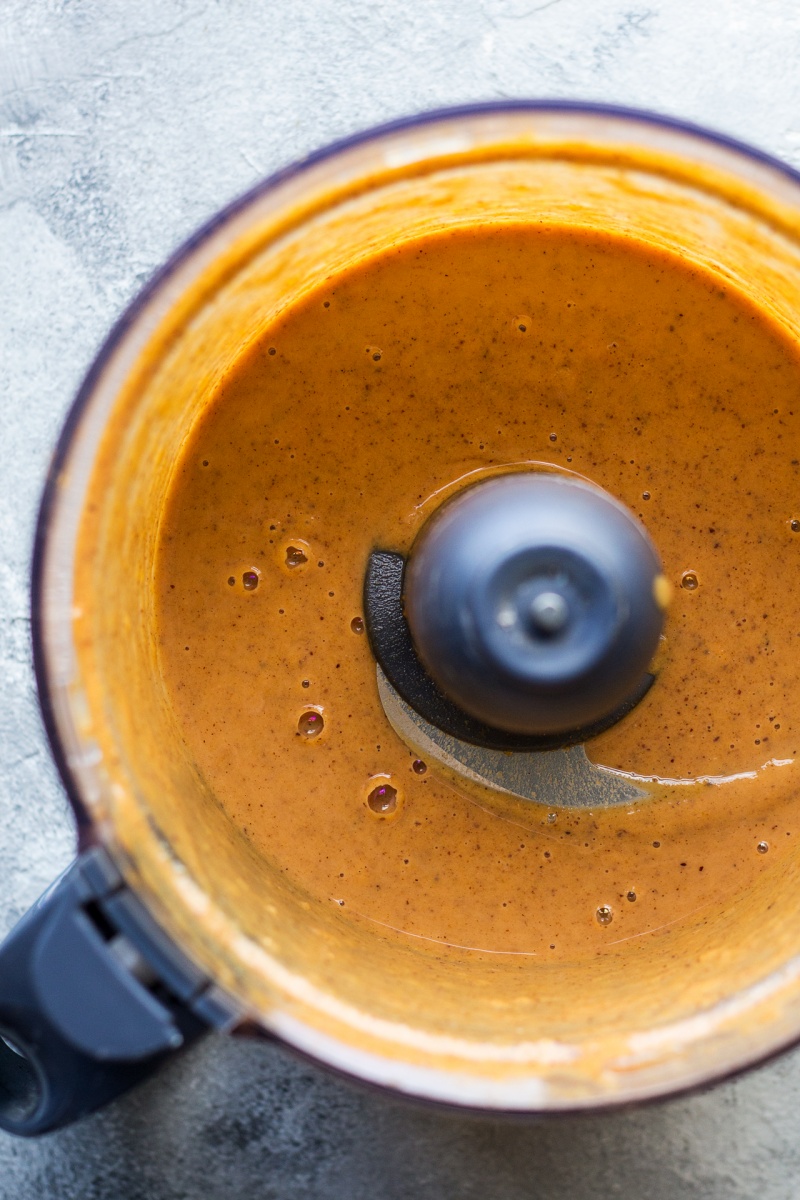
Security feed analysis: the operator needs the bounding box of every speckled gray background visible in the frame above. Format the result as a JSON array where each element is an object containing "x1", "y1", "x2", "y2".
[{"x1": 3, "y1": 1, "x2": 800, "y2": 1196}]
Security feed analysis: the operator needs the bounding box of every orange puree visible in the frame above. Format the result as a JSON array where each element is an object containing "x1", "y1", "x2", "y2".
[{"x1": 155, "y1": 224, "x2": 800, "y2": 962}]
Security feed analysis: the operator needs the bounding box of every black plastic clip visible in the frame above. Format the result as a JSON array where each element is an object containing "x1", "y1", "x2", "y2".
[{"x1": 0, "y1": 847, "x2": 239, "y2": 1136}]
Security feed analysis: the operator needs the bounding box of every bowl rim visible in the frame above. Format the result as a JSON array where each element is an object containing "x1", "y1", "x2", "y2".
[{"x1": 30, "y1": 100, "x2": 800, "y2": 1112}]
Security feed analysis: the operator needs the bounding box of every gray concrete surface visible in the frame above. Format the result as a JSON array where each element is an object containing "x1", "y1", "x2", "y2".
[{"x1": 2, "y1": 0, "x2": 800, "y2": 1195}]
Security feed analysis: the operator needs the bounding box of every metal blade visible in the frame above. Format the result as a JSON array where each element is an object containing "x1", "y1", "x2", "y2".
[{"x1": 377, "y1": 667, "x2": 645, "y2": 809}]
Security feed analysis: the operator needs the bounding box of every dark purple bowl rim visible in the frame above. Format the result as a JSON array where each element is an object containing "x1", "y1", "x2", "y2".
[{"x1": 28, "y1": 100, "x2": 800, "y2": 1110}]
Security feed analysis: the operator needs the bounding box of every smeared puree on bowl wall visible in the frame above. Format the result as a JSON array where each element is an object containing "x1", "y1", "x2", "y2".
[{"x1": 154, "y1": 224, "x2": 800, "y2": 962}]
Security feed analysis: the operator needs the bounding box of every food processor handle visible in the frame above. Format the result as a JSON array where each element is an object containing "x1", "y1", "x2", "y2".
[{"x1": 0, "y1": 847, "x2": 238, "y2": 1136}]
